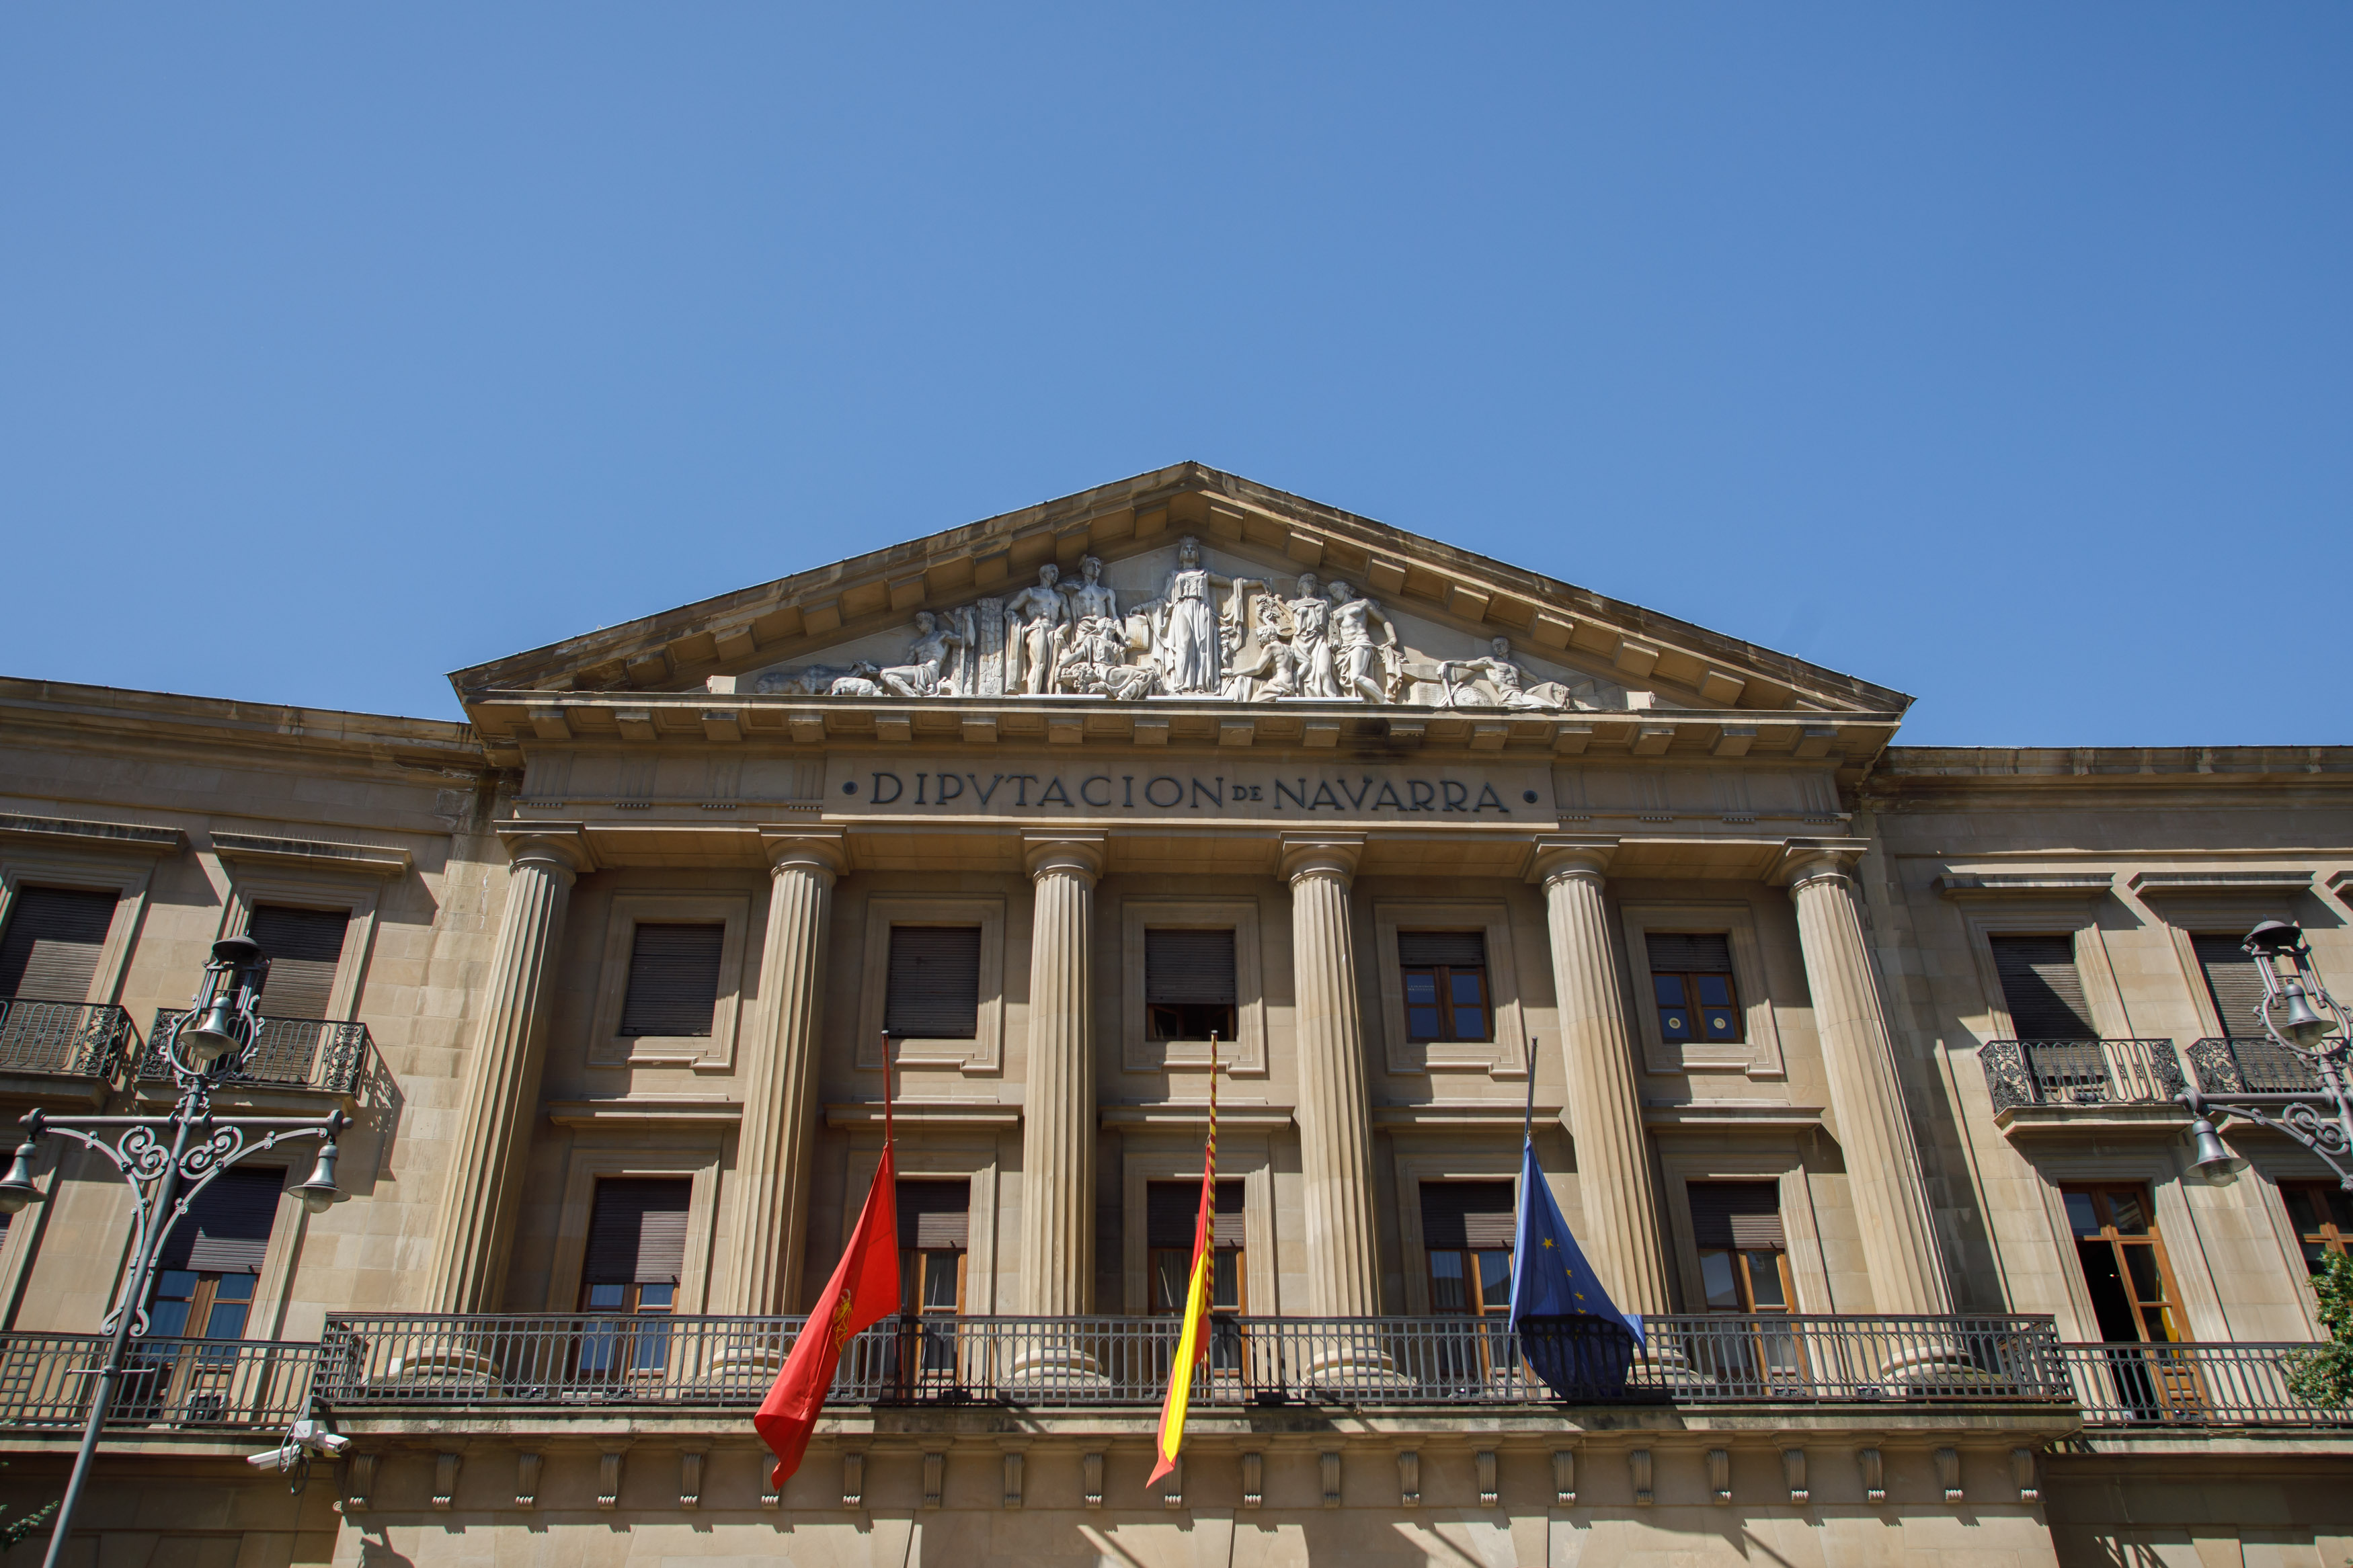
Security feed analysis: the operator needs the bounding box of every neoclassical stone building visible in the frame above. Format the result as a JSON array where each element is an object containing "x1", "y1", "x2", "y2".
[{"x1": 0, "y1": 463, "x2": 2346, "y2": 1567}]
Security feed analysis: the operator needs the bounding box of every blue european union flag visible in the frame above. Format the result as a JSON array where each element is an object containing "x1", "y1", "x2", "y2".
[{"x1": 1508, "y1": 1136, "x2": 1643, "y2": 1399}]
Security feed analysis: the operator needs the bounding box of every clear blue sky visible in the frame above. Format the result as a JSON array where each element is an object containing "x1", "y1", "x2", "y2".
[{"x1": 3, "y1": 7, "x2": 2346, "y2": 745}]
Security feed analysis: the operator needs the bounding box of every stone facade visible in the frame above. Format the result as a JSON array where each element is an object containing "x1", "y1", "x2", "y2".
[{"x1": 0, "y1": 464, "x2": 2346, "y2": 1567}]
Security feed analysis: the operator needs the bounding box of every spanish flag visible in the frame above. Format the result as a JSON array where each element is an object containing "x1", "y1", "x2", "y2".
[{"x1": 1148, "y1": 1038, "x2": 1218, "y2": 1491}]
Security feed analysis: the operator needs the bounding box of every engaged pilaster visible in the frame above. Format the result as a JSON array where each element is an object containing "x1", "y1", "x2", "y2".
[
  {"x1": 1019, "y1": 834, "x2": 1103, "y2": 1318},
  {"x1": 1778, "y1": 841, "x2": 1954, "y2": 1315},
  {"x1": 723, "y1": 830, "x2": 847, "y2": 1315},
  {"x1": 1282, "y1": 834, "x2": 1381, "y2": 1318},
  {"x1": 1531, "y1": 840, "x2": 1672, "y2": 1317},
  {"x1": 428, "y1": 827, "x2": 590, "y2": 1313}
]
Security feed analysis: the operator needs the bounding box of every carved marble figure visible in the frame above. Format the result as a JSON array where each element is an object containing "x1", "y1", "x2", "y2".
[
  {"x1": 1139, "y1": 536, "x2": 1248, "y2": 696},
  {"x1": 879, "y1": 611, "x2": 967, "y2": 698},
  {"x1": 1056, "y1": 613, "x2": 1156, "y2": 700},
  {"x1": 1004, "y1": 564, "x2": 1071, "y2": 696},
  {"x1": 755, "y1": 661, "x2": 879, "y2": 696},
  {"x1": 1284, "y1": 573, "x2": 1339, "y2": 699},
  {"x1": 1064, "y1": 555, "x2": 1118, "y2": 624},
  {"x1": 1220, "y1": 585, "x2": 1294, "y2": 702},
  {"x1": 1440, "y1": 637, "x2": 1579, "y2": 711},
  {"x1": 1326, "y1": 581, "x2": 1401, "y2": 704}
]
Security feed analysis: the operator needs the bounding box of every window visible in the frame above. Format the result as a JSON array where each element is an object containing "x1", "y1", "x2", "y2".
[
  {"x1": 1688, "y1": 1182, "x2": 1791, "y2": 1313},
  {"x1": 884, "y1": 927, "x2": 982, "y2": 1040},
  {"x1": 616, "y1": 924, "x2": 725, "y2": 1038},
  {"x1": 577, "y1": 1178, "x2": 688, "y2": 1378},
  {"x1": 2193, "y1": 934, "x2": 2270, "y2": 1038},
  {"x1": 1421, "y1": 1182, "x2": 1515, "y2": 1319},
  {"x1": 2064, "y1": 1185, "x2": 2188, "y2": 1344},
  {"x1": 0, "y1": 886, "x2": 118, "y2": 1001},
  {"x1": 1646, "y1": 933, "x2": 1742, "y2": 1045},
  {"x1": 1144, "y1": 928, "x2": 1236, "y2": 1043},
  {"x1": 1399, "y1": 932, "x2": 1491, "y2": 1043},
  {"x1": 146, "y1": 1166, "x2": 282, "y2": 1340},
  {"x1": 247, "y1": 904, "x2": 350, "y2": 1020},
  {"x1": 2282, "y1": 1183, "x2": 2353, "y2": 1273},
  {"x1": 1991, "y1": 935, "x2": 2097, "y2": 1039},
  {"x1": 896, "y1": 1182, "x2": 969, "y2": 1383},
  {"x1": 1148, "y1": 1180, "x2": 1244, "y2": 1315}
]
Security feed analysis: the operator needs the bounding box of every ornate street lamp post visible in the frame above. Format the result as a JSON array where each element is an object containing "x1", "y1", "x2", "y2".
[
  {"x1": 0, "y1": 936, "x2": 350, "y2": 1568},
  {"x1": 2180, "y1": 920, "x2": 2353, "y2": 1189}
]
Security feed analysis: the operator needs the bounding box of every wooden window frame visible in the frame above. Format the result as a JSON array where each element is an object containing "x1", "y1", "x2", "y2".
[
  {"x1": 1121, "y1": 899, "x2": 1266, "y2": 1077},
  {"x1": 2280, "y1": 1180, "x2": 2353, "y2": 1272},
  {"x1": 1659, "y1": 1157, "x2": 1831, "y2": 1315},
  {"x1": 2062, "y1": 1183, "x2": 2192, "y2": 1345},
  {"x1": 1620, "y1": 901, "x2": 1784, "y2": 1077},
  {"x1": 1123, "y1": 1137, "x2": 1274, "y2": 1317},
  {"x1": 546, "y1": 1141, "x2": 722, "y2": 1315},
  {"x1": 1146, "y1": 1180, "x2": 1247, "y2": 1316},
  {"x1": 588, "y1": 893, "x2": 752, "y2": 1071},
  {"x1": 856, "y1": 895, "x2": 1006, "y2": 1075},
  {"x1": 1372, "y1": 900, "x2": 1526, "y2": 1077},
  {"x1": 1645, "y1": 934, "x2": 1747, "y2": 1049}
]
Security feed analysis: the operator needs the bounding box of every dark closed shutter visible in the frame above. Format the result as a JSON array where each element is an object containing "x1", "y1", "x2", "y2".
[
  {"x1": 1647, "y1": 932, "x2": 1734, "y2": 973},
  {"x1": 1990, "y1": 934, "x2": 2096, "y2": 1039},
  {"x1": 582, "y1": 1179, "x2": 691, "y2": 1285},
  {"x1": 1144, "y1": 930, "x2": 1236, "y2": 1005},
  {"x1": 162, "y1": 1167, "x2": 284, "y2": 1275},
  {"x1": 1148, "y1": 1181, "x2": 1244, "y2": 1249},
  {"x1": 2194, "y1": 935, "x2": 2271, "y2": 1038},
  {"x1": 249, "y1": 905, "x2": 350, "y2": 1020},
  {"x1": 1398, "y1": 931, "x2": 1486, "y2": 968},
  {"x1": 617, "y1": 923, "x2": 725, "y2": 1037},
  {"x1": 0, "y1": 886, "x2": 118, "y2": 1002},
  {"x1": 1689, "y1": 1182, "x2": 1786, "y2": 1249},
  {"x1": 885, "y1": 927, "x2": 982, "y2": 1039},
  {"x1": 898, "y1": 1182, "x2": 971, "y2": 1250},
  {"x1": 1421, "y1": 1182, "x2": 1516, "y2": 1251}
]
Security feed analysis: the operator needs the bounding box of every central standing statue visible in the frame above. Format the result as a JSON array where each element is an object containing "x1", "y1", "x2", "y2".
[{"x1": 1141, "y1": 536, "x2": 1248, "y2": 696}]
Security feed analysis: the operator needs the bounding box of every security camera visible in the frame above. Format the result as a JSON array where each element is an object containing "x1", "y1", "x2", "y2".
[
  {"x1": 247, "y1": 1417, "x2": 350, "y2": 1469},
  {"x1": 247, "y1": 1444, "x2": 301, "y2": 1473}
]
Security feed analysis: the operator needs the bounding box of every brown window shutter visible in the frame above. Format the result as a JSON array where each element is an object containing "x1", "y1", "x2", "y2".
[
  {"x1": 1144, "y1": 929, "x2": 1237, "y2": 1005},
  {"x1": 165, "y1": 1167, "x2": 284, "y2": 1275},
  {"x1": 897, "y1": 1181, "x2": 971, "y2": 1250},
  {"x1": 1398, "y1": 931, "x2": 1486, "y2": 968},
  {"x1": 0, "y1": 886, "x2": 118, "y2": 1002},
  {"x1": 1420, "y1": 1182, "x2": 1515, "y2": 1251},
  {"x1": 1646, "y1": 932, "x2": 1733, "y2": 973},
  {"x1": 1688, "y1": 1182, "x2": 1786, "y2": 1250},
  {"x1": 248, "y1": 905, "x2": 351, "y2": 1021},
  {"x1": 582, "y1": 1179, "x2": 692, "y2": 1285},
  {"x1": 1989, "y1": 935, "x2": 2096, "y2": 1039},
  {"x1": 1148, "y1": 1180, "x2": 1244, "y2": 1249},
  {"x1": 617, "y1": 923, "x2": 725, "y2": 1037},
  {"x1": 2194, "y1": 935, "x2": 2270, "y2": 1038},
  {"x1": 884, "y1": 927, "x2": 982, "y2": 1039}
]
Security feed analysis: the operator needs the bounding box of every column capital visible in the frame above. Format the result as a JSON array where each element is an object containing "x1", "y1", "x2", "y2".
[
  {"x1": 1773, "y1": 837, "x2": 1870, "y2": 894},
  {"x1": 1528, "y1": 835, "x2": 1619, "y2": 887},
  {"x1": 1279, "y1": 833, "x2": 1365, "y2": 885},
  {"x1": 495, "y1": 823, "x2": 594, "y2": 878},
  {"x1": 1023, "y1": 832, "x2": 1106, "y2": 885},
  {"x1": 760, "y1": 827, "x2": 848, "y2": 880}
]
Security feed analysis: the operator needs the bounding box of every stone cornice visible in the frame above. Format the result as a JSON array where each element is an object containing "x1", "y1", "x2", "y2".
[
  {"x1": 208, "y1": 831, "x2": 413, "y2": 878},
  {"x1": 0, "y1": 676, "x2": 482, "y2": 774},
  {"x1": 0, "y1": 812, "x2": 184, "y2": 856}
]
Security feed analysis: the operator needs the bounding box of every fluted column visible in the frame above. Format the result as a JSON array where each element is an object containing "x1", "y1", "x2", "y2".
[
  {"x1": 1282, "y1": 834, "x2": 1382, "y2": 1317},
  {"x1": 1019, "y1": 834, "x2": 1103, "y2": 1317},
  {"x1": 1780, "y1": 841, "x2": 1954, "y2": 1315},
  {"x1": 723, "y1": 830, "x2": 847, "y2": 1315},
  {"x1": 1532, "y1": 841, "x2": 1673, "y2": 1317},
  {"x1": 428, "y1": 828, "x2": 588, "y2": 1313}
]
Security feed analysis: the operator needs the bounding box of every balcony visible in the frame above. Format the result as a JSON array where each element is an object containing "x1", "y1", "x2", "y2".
[
  {"x1": 0, "y1": 1332, "x2": 325, "y2": 1432},
  {"x1": 1980, "y1": 1038, "x2": 2186, "y2": 1124},
  {"x1": 2184, "y1": 1036, "x2": 2324, "y2": 1096},
  {"x1": 0, "y1": 997, "x2": 134, "y2": 1105},
  {"x1": 2058, "y1": 1342, "x2": 2353, "y2": 1428},
  {"x1": 141, "y1": 1008, "x2": 373, "y2": 1101}
]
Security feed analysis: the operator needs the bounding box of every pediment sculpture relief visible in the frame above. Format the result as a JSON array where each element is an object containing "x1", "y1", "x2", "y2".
[{"x1": 750, "y1": 536, "x2": 1620, "y2": 710}]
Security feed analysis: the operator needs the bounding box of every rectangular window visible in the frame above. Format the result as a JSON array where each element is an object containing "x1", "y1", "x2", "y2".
[
  {"x1": 616, "y1": 923, "x2": 725, "y2": 1038},
  {"x1": 1688, "y1": 1182, "x2": 1792, "y2": 1313},
  {"x1": 2063, "y1": 1184, "x2": 2188, "y2": 1344},
  {"x1": 1991, "y1": 934, "x2": 2097, "y2": 1039},
  {"x1": 1421, "y1": 1182, "x2": 1515, "y2": 1318},
  {"x1": 1646, "y1": 932, "x2": 1743, "y2": 1045},
  {"x1": 884, "y1": 926, "x2": 982, "y2": 1040},
  {"x1": 1148, "y1": 1180, "x2": 1245, "y2": 1315},
  {"x1": 0, "y1": 886, "x2": 118, "y2": 1002},
  {"x1": 576, "y1": 1178, "x2": 689, "y2": 1378},
  {"x1": 2193, "y1": 934, "x2": 2270, "y2": 1038},
  {"x1": 2282, "y1": 1182, "x2": 2353, "y2": 1274},
  {"x1": 247, "y1": 905, "x2": 350, "y2": 1021},
  {"x1": 147, "y1": 1166, "x2": 283, "y2": 1341},
  {"x1": 1400, "y1": 931, "x2": 1492, "y2": 1043},
  {"x1": 896, "y1": 1182, "x2": 970, "y2": 1383},
  {"x1": 1144, "y1": 928, "x2": 1236, "y2": 1043}
]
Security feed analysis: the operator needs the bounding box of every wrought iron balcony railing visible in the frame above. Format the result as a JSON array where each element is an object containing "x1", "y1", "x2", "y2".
[
  {"x1": 0, "y1": 998, "x2": 132, "y2": 1080},
  {"x1": 0, "y1": 1333, "x2": 327, "y2": 1432},
  {"x1": 2057, "y1": 1341, "x2": 2353, "y2": 1427},
  {"x1": 142, "y1": 1009, "x2": 372, "y2": 1096},
  {"x1": 2185, "y1": 1036, "x2": 2324, "y2": 1096},
  {"x1": 314, "y1": 1313, "x2": 2070, "y2": 1409},
  {"x1": 1981, "y1": 1038, "x2": 2185, "y2": 1114}
]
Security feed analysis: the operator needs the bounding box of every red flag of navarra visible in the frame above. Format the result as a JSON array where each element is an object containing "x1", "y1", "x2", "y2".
[{"x1": 754, "y1": 1146, "x2": 901, "y2": 1487}]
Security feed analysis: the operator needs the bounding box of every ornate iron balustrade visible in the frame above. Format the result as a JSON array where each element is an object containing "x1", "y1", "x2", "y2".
[
  {"x1": 314, "y1": 1313, "x2": 2069, "y2": 1409},
  {"x1": 0, "y1": 999, "x2": 132, "y2": 1079},
  {"x1": 2185, "y1": 1036, "x2": 2324, "y2": 1096},
  {"x1": 143, "y1": 1009, "x2": 371, "y2": 1096},
  {"x1": 2059, "y1": 1341, "x2": 2353, "y2": 1427},
  {"x1": 1980, "y1": 1038, "x2": 2184, "y2": 1114},
  {"x1": 0, "y1": 1333, "x2": 327, "y2": 1431}
]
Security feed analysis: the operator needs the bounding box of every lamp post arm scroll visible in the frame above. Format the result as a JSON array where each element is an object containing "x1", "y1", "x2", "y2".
[{"x1": 2178, "y1": 920, "x2": 2353, "y2": 1192}]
